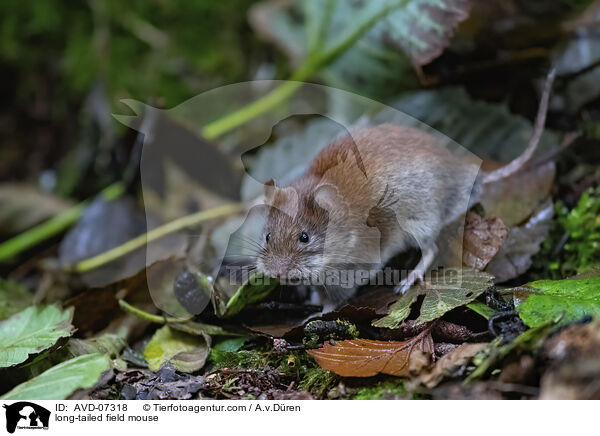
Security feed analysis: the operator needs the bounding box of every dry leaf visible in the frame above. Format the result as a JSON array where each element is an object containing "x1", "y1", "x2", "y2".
[
  {"x1": 463, "y1": 211, "x2": 508, "y2": 270},
  {"x1": 479, "y1": 161, "x2": 555, "y2": 227},
  {"x1": 420, "y1": 343, "x2": 487, "y2": 388},
  {"x1": 486, "y1": 201, "x2": 553, "y2": 283},
  {"x1": 307, "y1": 327, "x2": 434, "y2": 377}
]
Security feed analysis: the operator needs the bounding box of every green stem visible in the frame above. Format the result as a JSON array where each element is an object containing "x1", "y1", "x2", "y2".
[
  {"x1": 202, "y1": 0, "x2": 407, "y2": 140},
  {"x1": 202, "y1": 64, "x2": 314, "y2": 140},
  {"x1": 118, "y1": 299, "x2": 183, "y2": 323},
  {"x1": 73, "y1": 202, "x2": 243, "y2": 272},
  {"x1": 0, "y1": 182, "x2": 124, "y2": 263}
]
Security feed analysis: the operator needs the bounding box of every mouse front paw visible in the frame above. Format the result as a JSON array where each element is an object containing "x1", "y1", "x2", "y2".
[{"x1": 394, "y1": 270, "x2": 424, "y2": 294}]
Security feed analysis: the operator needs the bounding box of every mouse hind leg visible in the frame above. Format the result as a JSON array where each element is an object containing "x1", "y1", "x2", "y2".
[{"x1": 394, "y1": 240, "x2": 438, "y2": 294}]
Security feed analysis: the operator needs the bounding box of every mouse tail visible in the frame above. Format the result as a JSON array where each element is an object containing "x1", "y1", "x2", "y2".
[{"x1": 481, "y1": 69, "x2": 555, "y2": 185}]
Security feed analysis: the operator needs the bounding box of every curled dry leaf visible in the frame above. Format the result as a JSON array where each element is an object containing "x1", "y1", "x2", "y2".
[
  {"x1": 462, "y1": 211, "x2": 508, "y2": 271},
  {"x1": 307, "y1": 326, "x2": 434, "y2": 377}
]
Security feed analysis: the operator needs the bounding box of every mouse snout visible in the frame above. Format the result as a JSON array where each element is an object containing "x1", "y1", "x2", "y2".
[{"x1": 265, "y1": 256, "x2": 301, "y2": 280}]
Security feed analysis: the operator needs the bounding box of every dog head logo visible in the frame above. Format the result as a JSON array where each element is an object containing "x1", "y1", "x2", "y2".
[{"x1": 3, "y1": 402, "x2": 50, "y2": 433}]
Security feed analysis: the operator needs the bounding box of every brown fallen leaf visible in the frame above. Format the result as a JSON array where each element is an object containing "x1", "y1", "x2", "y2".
[
  {"x1": 307, "y1": 327, "x2": 434, "y2": 377},
  {"x1": 463, "y1": 211, "x2": 508, "y2": 271},
  {"x1": 486, "y1": 201, "x2": 553, "y2": 283},
  {"x1": 479, "y1": 161, "x2": 555, "y2": 227},
  {"x1": 420, "y1": 343, "x2": 488, "y2": 388}
]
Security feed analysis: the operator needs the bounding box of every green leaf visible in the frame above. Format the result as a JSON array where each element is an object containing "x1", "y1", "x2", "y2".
[
  {"x1": 0, "y1": 306, "x2": 74, "y2": 368},
  {"x1": 250, "y1": 0, "x2": 472, "y2": 98},
  {"x1": 417, "y1": 269, "x2": 494, "y2": 324},
  {"x1": 0, "y1": 279, "x2": 33, "y2": 321},
  {"x1": 0, "y1": 353, "x2": 110, "y2": 400},
  {"x1": 213, "y1": 337, "x2": 247, "y2": 353},
  {"x1": 466, "y1": 301, "x2": 496, "y2": 320},
  {"x1": 144, "y1": 325, "x2": 209, "y2": 372},
  {"x1": 514, "y1": 276, "x2": 600, "y2": 327},
  {"x1": 372, "y1": 286, "x2": 421, "y2": 329},
  {"x1": 373, "y1": 268, "x2": 494, "y2": 328},
  {"x1": 224, "y1": 272, "x2": 278, "y2": 317}
]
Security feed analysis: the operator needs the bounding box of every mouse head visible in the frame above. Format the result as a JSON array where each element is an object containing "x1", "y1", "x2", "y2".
[{"x1": 257, "y1": 179, "x2": 337, "y2": 281}]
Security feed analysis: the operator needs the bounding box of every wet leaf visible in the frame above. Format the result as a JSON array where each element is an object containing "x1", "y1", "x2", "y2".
[
  {"x1": 307, "y1": 327, "x2": 434, "y2": 377},
  {"x1": 0, "y1": 279, "x2": 33, "y2": 321},
  {"x1": 373, "y1": 268, "x2": 494, "y2": 328},
  {"x1": 144, "y1": 325, "x2": 209, "y2": 373},
  {"x1": 462, "y1": 211, "x2": 508, "y2": 271},
  {"x1": 223, "y1": 272, "x2": 279, "y2": 317},
  {"x1": 0, "y1": 306, "x2": 74, "y2": 368},
  {"x1": 513, "y1": 275, "x2": 600, "y2": 328},
  {"x1": 420, "y1": 343, "x2": 488, "y2": 388},
  {"x1": 0, "y1": 353, "x2": 110, "y2": 400}
]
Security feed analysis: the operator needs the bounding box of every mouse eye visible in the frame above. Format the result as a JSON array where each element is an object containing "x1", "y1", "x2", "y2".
[
  {"x1": 299, "y1": 231, "x2": 309, "y2": 243},
  {"x1": 265, "y1": 233, "x2": 271, "y2": 243}
]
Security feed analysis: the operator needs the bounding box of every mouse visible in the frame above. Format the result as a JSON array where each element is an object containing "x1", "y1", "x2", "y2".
[
  {"x1": 254, "y1": 123, "x2": 477, "y2": 303},
  {"x1": 253, "y1": 75, "x2": 554, "y2": 307}
]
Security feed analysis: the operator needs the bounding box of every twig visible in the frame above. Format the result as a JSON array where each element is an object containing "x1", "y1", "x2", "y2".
[{"x1": 72, "y1": 202, "x2": 244, "y2": 273}]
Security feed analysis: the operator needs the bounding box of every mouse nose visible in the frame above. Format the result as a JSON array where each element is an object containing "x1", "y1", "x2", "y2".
[{"x1": 272, "y1": 258, "x2": 297, "y2": 279}]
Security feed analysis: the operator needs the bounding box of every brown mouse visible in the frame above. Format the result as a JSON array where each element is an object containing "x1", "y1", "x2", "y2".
[
  {"x1": 255, "y1": 124, "x2": 479, "y2": 303},
  {"x1": 255, "y1": 74, "x2": 554, "y2": 306}
]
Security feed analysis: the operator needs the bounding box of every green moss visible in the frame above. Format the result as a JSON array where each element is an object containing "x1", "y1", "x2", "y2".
[
  {"x1": 210, "y1": 348, "x2": 272, "y2": 369},
  {"x1": 533, "y1": 188, "x2": 600, "y2": 279},
  {"x1": 209, "y1": 347, "x2": 339, "y2": 397},
  {"x1": 299, "y1": 367, "x2": 338, "y2": 396},
  {"x1": 352, "y1": 380, "x2": 409, "y2": 400}
]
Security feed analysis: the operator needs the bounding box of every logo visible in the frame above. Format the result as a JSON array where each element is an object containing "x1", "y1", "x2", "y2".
[{"x1": 3, "y1": 402, "x2": 50, "y2": 433}]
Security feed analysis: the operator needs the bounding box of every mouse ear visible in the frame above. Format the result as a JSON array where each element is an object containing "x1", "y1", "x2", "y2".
[
  {"x1": 314, "y1": 182, "x2": 341, "y2": 210},
  {"x1": 264, "y1": 178, "x2": 276, "y2": 203}
]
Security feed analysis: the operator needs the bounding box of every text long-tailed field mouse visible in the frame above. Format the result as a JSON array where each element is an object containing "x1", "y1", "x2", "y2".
[{"x1": 255, "y1": 74, "x2": 556, "y2": 305}]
